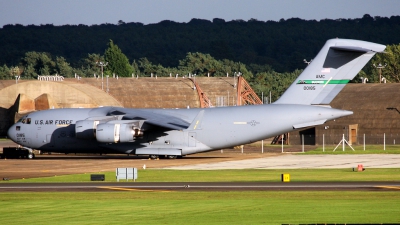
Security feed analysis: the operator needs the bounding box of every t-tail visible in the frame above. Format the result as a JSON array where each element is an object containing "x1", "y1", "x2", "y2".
[{"x1": 274, "y1": 39, "x2": 386, "y2": 105}]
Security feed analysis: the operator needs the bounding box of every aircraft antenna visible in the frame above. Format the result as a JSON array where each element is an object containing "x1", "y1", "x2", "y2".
[{"x1": 303, "y1": 59, "x2": 312, "y2": 66}]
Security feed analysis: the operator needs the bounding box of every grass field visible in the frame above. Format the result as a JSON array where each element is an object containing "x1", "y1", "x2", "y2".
[
  {"x1": 246, "y1": 141, "x2": 400, "y2": 154},
  {"x1": 7, "y1": 168, "x2": 400, "y2": 182},
  {"x1": 2, "y1": 144, "x2": 400, "y2": 224},
  {"x1": 2, "y1": 169, "x2": 400, "y2": 224},
  {"x1": 0, "y1": 191, "x2": 399, "y2": 224},
  {"x1": 306, "y1": 144, "x2": 400, "y2": 154}
]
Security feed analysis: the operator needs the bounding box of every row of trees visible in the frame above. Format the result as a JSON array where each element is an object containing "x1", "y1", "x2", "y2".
[
  {"x1": 2, "y1": 15, "x2": 400, "y2": 73},
  {"x1": 0, "y1": 40, "x2": 399, "y2": 101}
]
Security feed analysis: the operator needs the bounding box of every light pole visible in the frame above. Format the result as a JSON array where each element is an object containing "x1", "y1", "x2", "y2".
[
  {"x1": 233, "y1": 72, "x2": 237, "y2": 87},
  {"x1": 233, "y1": 72, "x2": 242, "y2": 88},
  {"x1": 228, "y1": 91, "x2": 229, "y2": 106},
  {"x1": 106, "y1": 75, "x2": 109, "y2": 93},
  {"x1": 193, "y1": 74, "x2": 196, "y2": 90},
  {"x1": 373, "y1": 63, "x2": 386, "y2": 83},
  {"x1": 234, "y1": 72, "x2": 242, "y2": 105},
  {"x1": 96, "y1": 61, "x2": 108, "y2": 91},
  {"x1": 12, "y1": 66, "x2": 20, "y2": 84}
]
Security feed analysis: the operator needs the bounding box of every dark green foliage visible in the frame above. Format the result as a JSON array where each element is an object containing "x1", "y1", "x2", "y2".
[
  {"x1": 1, "y1": 15, "x2": 400, "y2": 100},
  {"x1": 1, "y1": 15, "x2": 400, "y2": 72},
  {"x1": 17, "y1": 52, "x2": 77, "y2": 78},
  {"x1": 0, "y1": 64, "x2": 11, "y2": 79},
  {"x1": 370, "y1": 44, "x2": 400, "y2": 82},
  {"x1": 104, "y1": 40, "x2": 133, "y2": 77},
  {"x1": 250, "y1": 69, "x2": 302, "y2": 102},
  {"x1": 176, "y1": 52, "x2": 253, "y2": 80},
  {"x1": 352, "y1": 43, "x2": 400, "y2": 83}
]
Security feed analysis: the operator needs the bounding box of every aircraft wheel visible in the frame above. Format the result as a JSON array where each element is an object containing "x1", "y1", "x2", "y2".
[
  {"x1": 167, "y1": 155, "x2": 177, "y2": 159},
  {"x1": 27, "y1": 153, "x2": 35, "y2": 159},
  {"x1": 149, "y1": 155, "x2": 158, "y2": 160}
]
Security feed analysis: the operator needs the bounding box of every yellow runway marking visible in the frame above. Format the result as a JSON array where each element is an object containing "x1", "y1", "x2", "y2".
[
  {"x1": 98, "y1": 186, "x2": 172, "y2": 192},
  {"x1": 375, "y1": 186, "x2": 400, "y2": 190}
]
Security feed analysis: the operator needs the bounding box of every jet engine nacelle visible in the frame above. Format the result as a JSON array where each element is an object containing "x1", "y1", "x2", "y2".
[
  {"x1": 75, "y1": 120, "x2": 100, "y2": 139},
  {"x1": 96, "y1": 123, "x2": 142, "y2": 143}
]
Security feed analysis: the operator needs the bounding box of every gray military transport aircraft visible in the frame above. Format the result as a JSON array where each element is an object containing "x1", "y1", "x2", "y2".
[{"x1": 7, "y1": 39, "x2": 385, "y2": 159}]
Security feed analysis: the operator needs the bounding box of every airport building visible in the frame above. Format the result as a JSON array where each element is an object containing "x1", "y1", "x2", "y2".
[{"x1": 288, "y1": 83, "x2": 400, "y2": 146}]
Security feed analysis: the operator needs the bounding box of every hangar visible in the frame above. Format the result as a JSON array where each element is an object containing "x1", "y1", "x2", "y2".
[
  {"x1": 0, "y1": 76, "x2": 398, "y2": 147},
  {"x1": 0, "y1": 76, "x2": 260, "y2": 136},
  {"x1": 287, "y1": 83, "x2": 400, "y2": 146}
]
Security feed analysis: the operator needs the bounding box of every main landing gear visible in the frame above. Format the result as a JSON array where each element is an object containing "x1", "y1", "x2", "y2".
[{"x1": 149, "y1": 155, "x2": 179, "y2": 159}]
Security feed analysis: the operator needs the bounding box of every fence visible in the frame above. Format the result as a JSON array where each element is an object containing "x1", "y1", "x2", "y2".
[
  {"x1": 217, "y1": 133, "x2": 400, "y2": 154},
  {"x1": 289, "y1": 133, "x2": 400, "y2": 146}
]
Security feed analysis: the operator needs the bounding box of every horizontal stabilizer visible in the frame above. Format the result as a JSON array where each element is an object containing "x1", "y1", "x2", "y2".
[{"x1": 330, "y1": 46, "x2": 380, "y2": 53}]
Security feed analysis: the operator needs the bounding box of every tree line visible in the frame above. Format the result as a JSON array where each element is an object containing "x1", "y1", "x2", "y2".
[
  {"x1": 1, "y1": 38, "x2": 398, "y2": 102},
  {"x1": 1, "y1": 14, "x2": 400, "y2": 72},
  {"x1": 1, "y1": 14, "x2": 400, "y2": 101}
]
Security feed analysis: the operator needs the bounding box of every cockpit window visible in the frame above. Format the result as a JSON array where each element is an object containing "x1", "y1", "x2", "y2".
[
  {"x1": 17, "y1": 117, "x2": 31, "y2": 124},
  {"x1": 16, "y1": 126, "x2": 20, "y2": 131}
]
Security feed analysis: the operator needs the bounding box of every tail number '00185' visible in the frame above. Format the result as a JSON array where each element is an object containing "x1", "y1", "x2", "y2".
[{"x1": 303, "y1": 86, "x2": 316, "y2": 90}]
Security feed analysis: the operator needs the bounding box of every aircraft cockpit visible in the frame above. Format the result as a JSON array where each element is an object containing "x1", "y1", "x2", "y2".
[{"x1": 17, "y1": 117, "x2": 31, "y2": 124}]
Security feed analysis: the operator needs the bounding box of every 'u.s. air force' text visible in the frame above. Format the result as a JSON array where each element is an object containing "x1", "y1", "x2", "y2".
[{"x1": 35, "y1": 120, "x2": 73, "y2": 125}]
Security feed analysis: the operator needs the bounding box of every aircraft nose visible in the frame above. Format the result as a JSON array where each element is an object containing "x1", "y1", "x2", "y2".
[{"x1": 7, "y1": 124, "x2": 17, "y2": 142}]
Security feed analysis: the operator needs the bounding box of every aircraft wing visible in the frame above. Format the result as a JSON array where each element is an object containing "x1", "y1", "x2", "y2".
[{"x1": 107, "y1": 108, "x2": 190, "y2": 130}]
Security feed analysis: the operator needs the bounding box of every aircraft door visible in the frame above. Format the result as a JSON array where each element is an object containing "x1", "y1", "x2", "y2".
[
  {"x1": 348, "y1": 124, "x2": 358, "y2": 145},
  {"x1": 114, "y1": 124, "x2": 120, "y2": 143},
  {"x1": 188, "y1": 132, "x2": 196, "y2": 147}
]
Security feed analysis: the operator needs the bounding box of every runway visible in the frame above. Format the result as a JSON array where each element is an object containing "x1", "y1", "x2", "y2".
[
  {"x1": 1, "y1": 152, "x2": 400, "y2": 192},
  {"x1": 165, "y1": 154, "x2": 400, "y2": 169},
  {"x1": 0, "y1": 182, "x2": 400, "y2": 192}
]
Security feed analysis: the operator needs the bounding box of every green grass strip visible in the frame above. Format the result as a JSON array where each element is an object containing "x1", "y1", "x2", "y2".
[
  {"x1": 7, "y1": 168, "x2": 400, "y2": 183},
  {"x1": 0, "y1": 191, "x2": 399, "y2": 224},
  {"x1": 303, "y1": 145, "x2": 400, "y2": 154}
]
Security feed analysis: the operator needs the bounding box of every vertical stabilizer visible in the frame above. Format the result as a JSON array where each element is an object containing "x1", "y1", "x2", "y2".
[{"x1": 274, "y1": 39, "x2": 385, "y2": 105}]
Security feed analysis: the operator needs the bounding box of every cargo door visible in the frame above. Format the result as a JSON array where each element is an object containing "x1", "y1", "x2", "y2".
[{"x1": 114, "y1": 124, "x2": 120, "y2": 143}]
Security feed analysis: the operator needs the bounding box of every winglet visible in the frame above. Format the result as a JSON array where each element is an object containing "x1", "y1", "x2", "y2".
[
  {"x1": 274, "y1": 39, "x2": 386, "y2": 105},
  {"x1": 187, "y1": 110, "x2": 205, "y2": 130}
]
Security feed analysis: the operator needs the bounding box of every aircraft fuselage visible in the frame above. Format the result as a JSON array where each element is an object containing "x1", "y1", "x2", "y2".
[{"x1": 7, "y1": 104, "x2": 351, "y2": 156}]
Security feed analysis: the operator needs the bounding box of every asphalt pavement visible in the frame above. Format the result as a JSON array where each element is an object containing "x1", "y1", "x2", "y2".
[{"x1": 165, "y1": 154, "x2": 400, "y2": 170}]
